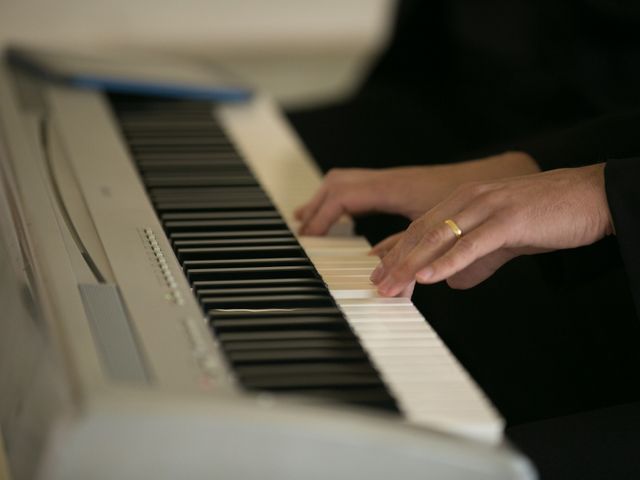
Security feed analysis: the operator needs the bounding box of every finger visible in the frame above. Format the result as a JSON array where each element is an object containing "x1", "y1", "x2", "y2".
[
  {"x1": 297, "y1": 188, "x2": 330, "y2": 234},
  {"x1": 300, "y1": 197, "x2": 345, "y2": 236},
  {"x1": 415, "y1": 218, "x2": 509, "y2": 285},
  {"x1": 294, "y1": 188, "x2": 322, "y2": 221},
  {"x1": 399, "y1": 280, "x2": 416, "y2": 298},
  {"x1": 369, "y1": 232, "x2": 404, "y2": 258},
  {"x1": 370, "y1": 220, "x2": 426, "y2": 284},
  {"x1": 446, "y1": 249, "x2": 516, "y2": 289},
  {"x1": 376, "y1": 221, "x2": 459, "y2": 296},
  {"x1": 376, "y1": 198, "x2": 493, "y2": 295},
  {"x1": 376, "y1": 184, "x2": 481, "y2": 274}
]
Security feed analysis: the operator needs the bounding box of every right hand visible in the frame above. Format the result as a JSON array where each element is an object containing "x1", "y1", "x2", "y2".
[{"x1": 295, "y1": 152, "x2": 541, "y2": 235}]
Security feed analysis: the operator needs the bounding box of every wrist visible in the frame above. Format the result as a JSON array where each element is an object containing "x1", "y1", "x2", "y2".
[
  {"x1": 588, "y1": 163, "x2": 615, "y2": 236},
  {"x1": 472, "y1": 151, "x2": 541, "y2": 180}
]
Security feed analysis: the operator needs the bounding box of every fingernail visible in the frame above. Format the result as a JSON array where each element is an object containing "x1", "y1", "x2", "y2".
[
  {"x1": 416, "y1": 267, "x2": 433, "y2": 282},
  {"x1": 370, "y1": 264, "x2": 385, "y2": 283}
]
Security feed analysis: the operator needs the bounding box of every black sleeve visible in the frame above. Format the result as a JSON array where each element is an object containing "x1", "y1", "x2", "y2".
[
  {"x1": 605, "y1": 157, "x2": 640, "y2": 315},
  {"x1": 517, "y1": 110, "x2": 640, "y2": 171}
]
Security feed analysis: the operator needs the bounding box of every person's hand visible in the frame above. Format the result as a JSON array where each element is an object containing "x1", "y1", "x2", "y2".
[
  {"x1": 370, "y1": 164, "x2": 614, "y2": 296},
  {"x1": 295, "y1": 152, "x2": 540, "y2": 235}
]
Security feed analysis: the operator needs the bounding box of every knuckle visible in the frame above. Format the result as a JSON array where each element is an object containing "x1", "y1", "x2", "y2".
[
  {"x1": 454, "y1": 235, "x2": 477, "y2": 257},
  {"x1": 421, "y1": 227, "x2": 445, "y2": 247},
  {"x1": 458, "y1": 181, "x2": 490, "y2": 198},
  {"x1": 401, "y1": 256, "x2": 424, "y2": 276}
]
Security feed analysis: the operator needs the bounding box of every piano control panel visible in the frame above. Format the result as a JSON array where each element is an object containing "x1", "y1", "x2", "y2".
[{"x1": 141, "y1": 226, "x2": 184, "y2": 305}]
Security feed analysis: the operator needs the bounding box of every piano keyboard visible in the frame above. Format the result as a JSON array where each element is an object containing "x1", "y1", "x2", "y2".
[{"x1": 109, "y1": 94, "x2": 503, "y2": 443}]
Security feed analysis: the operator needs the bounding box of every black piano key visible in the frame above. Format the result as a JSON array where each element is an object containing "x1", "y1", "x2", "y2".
[
  {"x1": 165, "y1": 219, "x2": 286, "y2": 232},
  {"x1": 140, "y1": 165, "x2": 252, "y2": 175},
  {"x1": 118, "y1": 120, "x2": 217, "y2": 129},
  {"x1": 131, "y1": 144, "x2": 238, "y2": 154},
  {"x1": 187, "y1": 265, "x2": 317, "y2": 282},
  {"x1": 272, "y1": 388, "x2": 398, "y2": 410},
  {"x1": 178, "y1": 246, "x2": 304, "y2": 260},
  {"x1": 174, "y1": 237, "x2": 297, "y2": 248},
  {"x1": 197, "y1": 286, "x2": 326, "y2": 298},
  {"x1": 184, "y1": 258, "x2": 310, "y2": 270},
  {"x1": 125, "y1": 136, "x2": 234, "y2": 147},
  {"x1": 152, "y1": 188, "x2": 268, "y2": 200},
  {"x1": 200, "y1": 294, "x2": 334, "y2": 310},
  {"x1": 208, "y1": 306, "x2": 342, "y2": 318},
  {"x1": 226, "y1": 348, "x2": 367, "y2": 364},
  {"x1": 193, "y1": 278, "x2": 324, "y2": 290},
  {"x1": 144, "y1": 174, "x2": 258, "y2": 188},
  {"x1": 222, "y1": 338, "x2": 360, "y2": 352},
  {"x1": 139, "y1": 158, "x2": 244, "y2": 170},
  {"x1": 136, "y1": 153, "x2": 243, "y2": 163},
  {"x1": 211, "y1": 316, "x2": 346, "y2": 332},
  {"x1": 155, "y1": 200, "x2": 275, "y2": 212},
  {"x1": 234, "y1": 362, "x2": 376, "y2": 377},
  {"x1": 240, "y1": 373, "x2": 383, "y2": 390},
  {"x1": 162, "y1": 211, "x2": 280, "y2": 221},
  {"x1": 169, "y1": 230, "x2": 294, "y2": 241},
  {"x1": 122, "y1": 128, "x2": 228, "y2": 137},
  {"x1": 217, "y1": 330, "x2": 354, "y2": 343}
]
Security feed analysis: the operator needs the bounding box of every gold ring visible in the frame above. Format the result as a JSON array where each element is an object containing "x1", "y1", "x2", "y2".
[{"x1": 444, "y1": 219, "x2": 462, "y2": 238}]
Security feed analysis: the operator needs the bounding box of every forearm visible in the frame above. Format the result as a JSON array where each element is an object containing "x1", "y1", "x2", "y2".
[{"x1": 517, "y1": 110, "x2": 640, "y2": 171}]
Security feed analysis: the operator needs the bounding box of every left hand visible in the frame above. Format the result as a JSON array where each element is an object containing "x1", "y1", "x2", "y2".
[{"x1": 370, "y1": 164, "x2": 614, "y2": 296}]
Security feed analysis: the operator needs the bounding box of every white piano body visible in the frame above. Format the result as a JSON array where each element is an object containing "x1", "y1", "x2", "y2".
[{"x1": 0, "y1": 57, "x2": 535, "y2": 480}]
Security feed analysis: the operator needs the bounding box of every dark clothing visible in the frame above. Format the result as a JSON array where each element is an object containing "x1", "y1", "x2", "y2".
[
  {"x1": 606, "y1": 157, "x2": 640, "y2": 315},
  {"x1": 516, "y1": 111, "x2": 640, "y2": 315},
  {"x1": 290, "y1": 0, "x2": 640, "y2": 173}
]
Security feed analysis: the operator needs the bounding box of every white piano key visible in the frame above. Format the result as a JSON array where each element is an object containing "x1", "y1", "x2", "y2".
[
  {"x1": 298, "y1": 236, "x2": 372, "y2": 249},
  {"x1": 310, "y1": 258, "x2": 380, "y2": 268},
  {"x1": 316, "y1": 268, "x2": 376, "y2": 276},
  {"x1": 329, "y1": 289, "x2": 379, "y2": 299}
]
